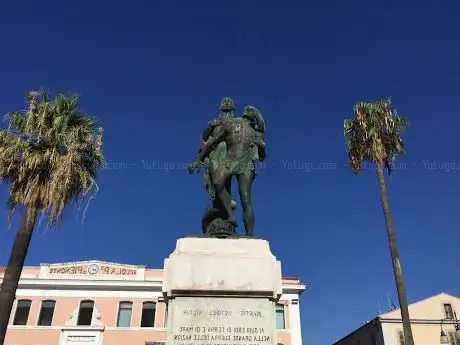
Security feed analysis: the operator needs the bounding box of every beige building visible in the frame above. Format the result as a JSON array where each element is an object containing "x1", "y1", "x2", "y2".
[{"x1": 334, "y1": 293, "x2": 460, "y2": 345}]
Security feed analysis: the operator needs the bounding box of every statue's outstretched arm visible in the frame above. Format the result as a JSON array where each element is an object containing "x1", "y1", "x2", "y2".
[
  {"x1": 201, "y1": 118, "x2": 222, "y2": 142},
  {"x1": 201, "y1": 127, "x2": 212, "y2": 143},
  {"x1": 196, "y1": 127, "x2": 226, "y2": 163}
]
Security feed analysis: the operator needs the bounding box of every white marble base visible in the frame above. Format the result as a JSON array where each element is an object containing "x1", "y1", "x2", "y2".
[
  {"x1": 162, "y1": 237, "x2": 282, "y2": 345},
  {"x1": 162, "y1": 237, "x2": 282, "y2": 299}
]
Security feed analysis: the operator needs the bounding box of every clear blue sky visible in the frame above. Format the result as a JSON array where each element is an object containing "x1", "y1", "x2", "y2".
[{"x1": 1, "y1": 1, "x2": 459, "y2": 344}]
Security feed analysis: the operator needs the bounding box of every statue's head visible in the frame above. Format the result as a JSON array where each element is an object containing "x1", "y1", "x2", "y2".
[{"x1": 219, "y1": 97, "x2": 235, "y2": 113}]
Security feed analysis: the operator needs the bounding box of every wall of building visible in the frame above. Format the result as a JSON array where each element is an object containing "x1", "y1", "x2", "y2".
[
  {"x1": 6, "y1": 329, "x2": 61, "y2": 345},
  {"x1": 7, "y1": 297, "x2": 168, "y2": 328},
  {"x1": 335, "y1": 293, "x2": 460, "y2": 345},
  {"x1": 380, "y1": 293, "x2": 460, "y2": 345},
  {"x1": 4, "y1": 294, "x2": 295, "y2": 345},
  {"x1": 1, "y1": 261, "x2": 305, "y2": 345},
  {"x1": 382, "y1": 322, "x2": 453, "y2": 345}
]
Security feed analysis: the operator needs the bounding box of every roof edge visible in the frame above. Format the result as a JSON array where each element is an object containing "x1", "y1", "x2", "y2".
[
  {"x1": 379, "y1": 292, "x2": 460, "y2": 317},
  {"x1": 333, "y1": 317, "x2": 380, "y2": 345}
]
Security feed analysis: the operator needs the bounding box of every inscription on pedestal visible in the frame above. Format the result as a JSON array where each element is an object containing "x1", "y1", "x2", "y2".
[{"x1": 168, "y1": 297, "x2": 275, "y2": 345}]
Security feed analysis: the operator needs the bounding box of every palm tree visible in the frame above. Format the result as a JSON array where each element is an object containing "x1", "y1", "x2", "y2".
[
  {"x1": 0, "y1": 89, "x2": 105, "y2": 345},
  {"x1": 344, "y1": 98, "x2": 414, "y2": 345}
]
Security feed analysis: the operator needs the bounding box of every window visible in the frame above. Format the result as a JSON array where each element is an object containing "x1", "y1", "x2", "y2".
[
  {"x1": 13, "y1": 299, "x2": 31, "y2": 325},
  {"x1": 116, "y1": 301, "x2": 133, "y2": 327},
  {"x1": 397, "y1": 330, "x2": 405, "y2": 345},
  {"x1": 77, "y1": 300, "x2": 94, "y2": 326},
  {"x1": 444, "y1": 304, "x2": 454, "y2": 319},
  {"x1": 37, "y1": 300, "x2": 56, "y2": 326},
  {"x1": 141, "y1": 302, "x2": 156, "y2": 327},
  {"x1": 275, "y1": 304, "x2": 285, "y2": 329}
]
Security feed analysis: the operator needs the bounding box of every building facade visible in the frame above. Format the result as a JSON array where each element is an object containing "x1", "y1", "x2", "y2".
[
  {"x1": 334, "y1": 293, "x2": 460, "y2": 345},
  {"x1": 0, "y1": 260, "x2": 306, "y2": 345}
]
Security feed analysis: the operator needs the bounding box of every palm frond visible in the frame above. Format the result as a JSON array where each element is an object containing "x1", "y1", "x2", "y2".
[
  {"x1": 344, "y1": 98, "x2": 408, "y2": 174},
  {"x1": 0, "y1": 89, "x2": 106, "y2": 226}
]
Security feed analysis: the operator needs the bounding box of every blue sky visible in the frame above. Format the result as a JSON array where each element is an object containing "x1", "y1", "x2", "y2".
[{"x1": 1, "y1": 1, "x2": 459, "y2": 344}]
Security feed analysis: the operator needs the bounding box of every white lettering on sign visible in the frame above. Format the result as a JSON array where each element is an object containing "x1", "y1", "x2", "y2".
[
  {"x1": 169, "y1": 297, "x2": 275, "y2": 345},
  {"x1": 47, "y1": 264, "x2": 137, "y2": 276}
]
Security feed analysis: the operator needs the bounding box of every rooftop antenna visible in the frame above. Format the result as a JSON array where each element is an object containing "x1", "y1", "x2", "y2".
[
  {"x1": 387, "y1": 293, "x2": 396, "y2": 311},
  {"x1": 378, "y1": 299, "x2": 382, "y2": 314},
  {"x1": 387, "y1": 294, "x2": 397, "y2": 311},
  {"x1": 391, "y1": 298, "x2": 397, "y2": 311}
]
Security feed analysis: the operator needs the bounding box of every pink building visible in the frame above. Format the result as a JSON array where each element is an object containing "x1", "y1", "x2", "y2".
[{"x1": 0, "y1": 260, "x2": 306, "y2": 345}]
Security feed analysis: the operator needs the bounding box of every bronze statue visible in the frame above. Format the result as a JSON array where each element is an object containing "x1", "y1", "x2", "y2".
[
  {"x1": 199, "y1": 97, "x2": 237, "y2": 211},
  {"x1": 189, "y1": 99, "x2": 266, "y2": 237}
]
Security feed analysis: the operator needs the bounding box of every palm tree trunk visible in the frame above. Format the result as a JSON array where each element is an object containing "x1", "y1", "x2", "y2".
[
  {"x1": 376, "y1": 162, "x2": 414, "y2": 345},
  {"x1": 0, "y1": 206, "x2": 38, "y2": 345}
]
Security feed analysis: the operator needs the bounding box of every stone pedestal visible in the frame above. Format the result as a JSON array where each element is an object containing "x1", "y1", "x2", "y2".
[{"x1": 162, "y1": 237, "x2": 282, "y2": 345}]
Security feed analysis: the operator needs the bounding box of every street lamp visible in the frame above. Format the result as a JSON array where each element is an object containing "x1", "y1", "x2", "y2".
[{"x1": 440, "y1": 319, "x2": 449, "y2": 345}]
